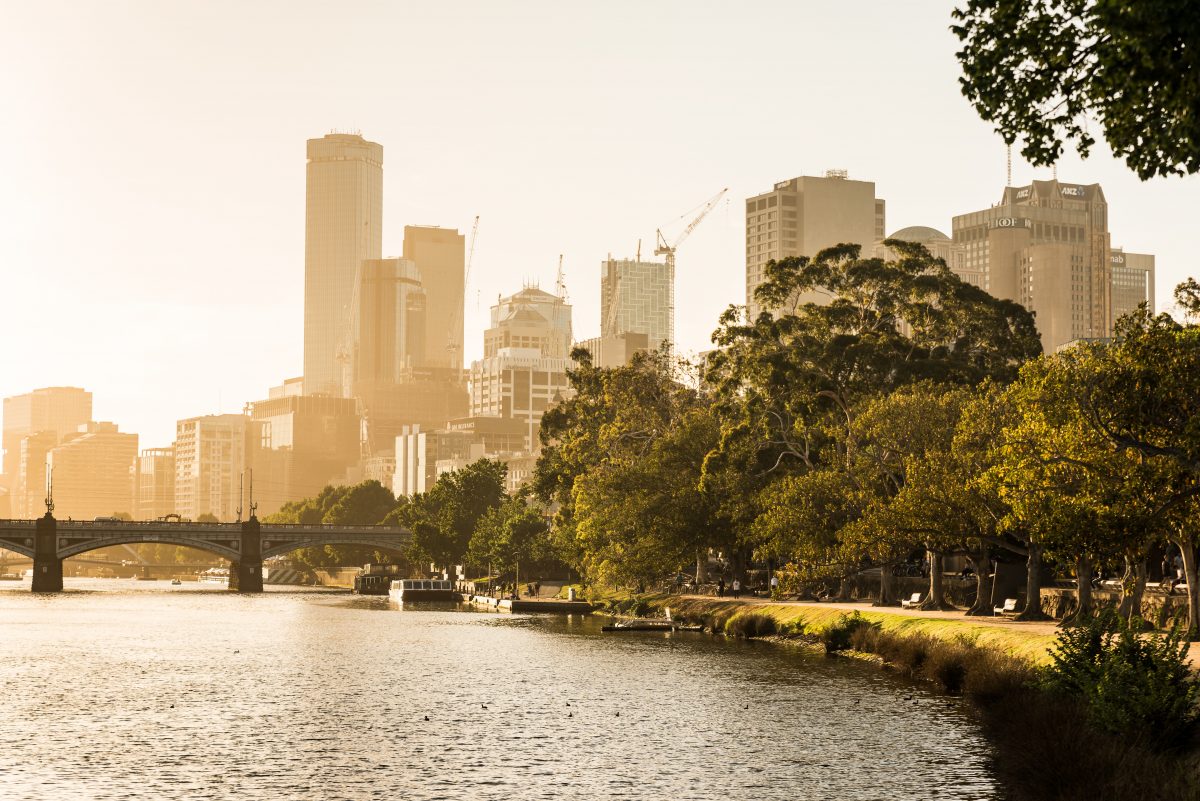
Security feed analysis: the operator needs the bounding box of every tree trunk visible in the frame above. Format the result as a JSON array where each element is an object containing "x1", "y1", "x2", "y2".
[
  {"x1": 1170, "y1": 536, "x2": 1199, "y2": 640},
  {"x1": 1016, "y1": 543, "x2": 1050, "y2": 621},
  {"x1": 1117, "y1": 557, "x2": 1148, "y2": 624},
  {"x1": 1063, "y1": 555, "x2": 1093, "y2": 626},
  {"x1": 965, "y1": 549, "x2": 994, "y2": 616},
  {"x1": 875, "y1": 563, "x2": 897, "y2": 606},
  {"x1": 920, "y1": 551, "x2": 953, "y2": 610},
  {"x1": 694, "y1": 550, "x2": 707, "y2": 587}
]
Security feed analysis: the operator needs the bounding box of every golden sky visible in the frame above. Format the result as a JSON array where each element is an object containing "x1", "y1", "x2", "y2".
[{"x1": 2, "y1": 0, "x2": 1197, "y2": 447}]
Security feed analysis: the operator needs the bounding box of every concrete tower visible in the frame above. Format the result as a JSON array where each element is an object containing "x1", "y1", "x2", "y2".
[{"x1": 303, "y1": 133, "x2": 383, "y2": 397}]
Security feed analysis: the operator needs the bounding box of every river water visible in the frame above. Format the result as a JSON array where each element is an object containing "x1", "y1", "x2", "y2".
[{"x1": 0, "y1": 579, "x2": 1001, "y2": 800}]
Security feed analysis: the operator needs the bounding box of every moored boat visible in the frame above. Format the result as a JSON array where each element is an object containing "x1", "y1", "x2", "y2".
[{"x1": 388, "y1": 578, "x2": 458, "y2": 602}]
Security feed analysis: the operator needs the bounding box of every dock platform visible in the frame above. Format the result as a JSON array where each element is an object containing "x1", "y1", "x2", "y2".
[{"x1": 466, "y1": 594, "x2": 594, "y2": 614}]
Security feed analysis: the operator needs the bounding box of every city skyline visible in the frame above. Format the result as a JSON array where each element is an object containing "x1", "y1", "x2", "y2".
[{"x1": 2, "y1": 1, "x2": 1198, "y2": 448}]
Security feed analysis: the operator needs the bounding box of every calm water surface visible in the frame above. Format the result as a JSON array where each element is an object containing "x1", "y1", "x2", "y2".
[{"x1": 0, "y1": 579, "x2": 1001, "y2": 800}]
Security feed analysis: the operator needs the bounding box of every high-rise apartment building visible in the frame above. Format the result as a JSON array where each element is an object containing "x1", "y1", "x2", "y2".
[
  {"x1": 352, "y1": 258, "x2": 427, "y2": 394},
  {"x1": 469, "y1": 287, "x2": 574, "y2": 450},
  {"x1": 47, "y1": 422, "x2": 138, "y2": 520},
  {"x1": 136, "y1": 447, "x2": 176, "y2": 521},
  {"x1": 402, "y1": 226, "x2": 465, "y2": 371},
  {"x1": 15, "y1": 431, "x2": 57, "y2": 518},
  {"x1": 745, "y1": 171, "x2": 886, "y2": 318},
  {"x1": 303, "y1": 133, "x2": 383, "y2": 397},
  {"x1": 951, "y1": 180, "x2": 1150, "y2": 353},
  {"x1": 600, "y1": 258, "x2": 673, "y2": 351},
  {"x1": 2, "y1": 386, "x2": 92, "y2": 494},
  {"x1": 174, "y1": 414, "x2": 253, "y2": 522},
  {"x1": 1110, "y1": 249, "x2": 1156, "y2": 326}
]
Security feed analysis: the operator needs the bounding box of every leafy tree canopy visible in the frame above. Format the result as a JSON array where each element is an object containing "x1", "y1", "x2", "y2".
[{"x1": 953, "y1": 0, "x2": 1200, "y2": 178}]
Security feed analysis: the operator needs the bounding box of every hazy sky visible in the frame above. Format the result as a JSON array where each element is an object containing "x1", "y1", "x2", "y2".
[{"x1": 2, "y1": 0, "x2": 1197, "y2": 448}]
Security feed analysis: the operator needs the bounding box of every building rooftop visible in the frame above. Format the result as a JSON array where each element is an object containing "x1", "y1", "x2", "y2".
[{"x1": 889, "y1": 226, "x2": 950, "y2": 243}]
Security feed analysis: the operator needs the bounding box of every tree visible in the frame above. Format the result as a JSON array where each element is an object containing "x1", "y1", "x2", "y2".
[
  {"x1": 400, "y1": 459, "x2": 508, "y2": 575},
  {"x1": 953, "y1": 0, "x2": 1200, "y2": 178},
  {"x1": 263, "y1": 480, "x2": 407, "y2": 569},
  {"x1": 469, "y1": 497, "x2": 550, "y2": 588}
]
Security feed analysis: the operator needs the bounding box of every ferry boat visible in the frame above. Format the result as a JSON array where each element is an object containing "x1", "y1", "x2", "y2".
[
  {"x1": 388, "y1": 579, "x2": 458, "y2": 602},
  {"x1": 0, "y1": 573, "x2": 21, "y2": 581},
  {"x1": 198, "y1": 567, "x2": 230, "y2": 586}
]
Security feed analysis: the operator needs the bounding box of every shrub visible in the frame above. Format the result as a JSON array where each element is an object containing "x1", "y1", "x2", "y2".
[
  {"x1": 923, "y1": 642, "x2": 970, "y2": 694},
  {"x1": 725, "y1": 612, "x2": 778, "y2": 639},
  {"x1": 823, "y1": 612, "x2": 874, "y2": 653},
  {"x1": 1041, "y1": 610, "x2": 1200, "y2": 750}
]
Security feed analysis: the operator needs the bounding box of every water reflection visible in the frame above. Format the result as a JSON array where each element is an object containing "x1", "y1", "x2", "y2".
[{"x1": 0, "y1": 580, "x2": 999, "y2": 800}]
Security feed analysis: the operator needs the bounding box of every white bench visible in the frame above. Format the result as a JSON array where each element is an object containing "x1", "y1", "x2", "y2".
[
  {"x1": 900, "y1": 592, "x2": 922, "y2": 609},
  {"x1": 994, "y1": 598, "x2": 1018, "y2": 616}
]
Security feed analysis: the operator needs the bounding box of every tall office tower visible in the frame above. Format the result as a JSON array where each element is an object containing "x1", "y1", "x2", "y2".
[
  {"x1": 174, "y1": 414, "x2": 253, "y2": 522},
  {"x1": 1, "y1": 386, "x2": 92, "y2": 494},
  {"x1": 304, "y1": 133, "x2": 383, "y2": 397},
  {"x1": 351, "y1": 258, "x2": 427, "y2": 394},
  {"x1": 46, "y1": 422, "x2": 139, "y2": 520},
  {"x1": 952, "y1": 180, "x2": 1131, "y2": 353},
  {"x1": 136, "y1": 446, "x2": 176, "y2": 520},
  {"x1": 15, "y1": 431, "x2": 57, "y2": 518},
  {"x1": 1109, "y1": 248, "x2": 1156, "y2": 326},
  {"x1": 402, "y1": 226, "x2": 465, "y2": 370},
  {"x1": 577, "y1": 331, "x2": 650, "y2": 369},
  {"x1": 599, "y1": 258, "x2": 673, "y2": 351},
  {"x1": 245, "y1": 393, "x2": 361, "y2": 516},
  {"x1": 484, "y1": 286, "x2": 573, "y2": 359},
  {"x1": 468, "y1": 286, "x2": 575, "y2": 450},
  {"x1": 745, "y1": 171, "x2": 886, "y2": 319}
]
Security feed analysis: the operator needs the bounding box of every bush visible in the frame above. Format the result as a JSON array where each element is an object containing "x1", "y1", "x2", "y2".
[
  {"x1": 725, "y1": 612, "x2": 778, "y2": 639},
  {"x1": 1041, "y1": 610, "x2": 1200, "y2": 750},
  {"x1": 823, "y1": 612, "x2": 875, "y2": 653}
]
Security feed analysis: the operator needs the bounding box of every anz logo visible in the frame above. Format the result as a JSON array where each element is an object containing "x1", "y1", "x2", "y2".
[{"x1": 1060, "y1": 186, "x2": 1085, "y2": 197}]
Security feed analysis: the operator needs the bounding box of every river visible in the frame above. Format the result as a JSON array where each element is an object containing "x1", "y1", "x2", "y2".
[{"x1": 0, "y1": 579, "x2": 1001, "y2": 800}]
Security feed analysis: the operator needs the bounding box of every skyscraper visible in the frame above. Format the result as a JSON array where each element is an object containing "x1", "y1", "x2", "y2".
[
  {"x1": 304, "y1": 133, "x2": 383, "y2": 397},
  {"x1": 136, "y1": 446, "x2": 176, "y2": 521},
  {"x1": 402, "y1": 226, "x2": 465, "y2": 371},
  {"x1": 1109, "y1": 249, "x2": 1156, "y2": 326},
  {"x1": 352, "y1": 258, "x2": 427, "y2": 393},
  {"x1": 600, "y1": 258, "x2": 673, "y2": 352},
  {"x1": 174, "y1": 414, "x2": 253, "y2": 521},
  {"x1": 745, "y1": 171, "x2": 886, "y2": 319},
  {"x1": 950, "y1": 179, "x2": 1150, "y2": 352}
]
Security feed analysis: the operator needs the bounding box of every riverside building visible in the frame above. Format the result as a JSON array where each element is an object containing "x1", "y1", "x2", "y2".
[
  {"x1": 174, "y1": 414, "x2": 253, "y2": 522},
  {"x1": 135, "y1": 446, "x2": 176, "y2": 521},
  {"x1": 745, "y1": 171, "x2": 886, "y2": 319},
  {"x1": 46, "y1": 422, "x2": 139, "y2": 520},
  {"x1": 1, "y1": 386, "x2": 92, "y2": 497}
]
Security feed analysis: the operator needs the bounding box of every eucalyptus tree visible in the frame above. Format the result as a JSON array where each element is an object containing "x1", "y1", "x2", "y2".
[{"x1": 953, "y1": 0, "x2": 1200, "y2": 178}]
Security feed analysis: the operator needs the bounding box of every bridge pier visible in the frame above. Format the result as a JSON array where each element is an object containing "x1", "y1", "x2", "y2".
[
  {"x1": 229, "y1": 517, "x2": 263, "y2": 593},
  {"x1": 32, "y1": 514, "x2": 62, "y2": 593}
]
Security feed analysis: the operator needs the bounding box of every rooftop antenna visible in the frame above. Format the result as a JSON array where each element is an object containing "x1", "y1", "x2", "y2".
[
  {"x1": 1053, "y1": 163, "x2": 1058, "y2": 181},
  {"x1": 1006, "y1": 144, "x2": 1012, "y2": 186},
  {"x1": 555, "y1": 254, "x2": 569, "y2": 302},
  {"x1": 636, "y1": 239, "x2": 642, "y2": 262}
]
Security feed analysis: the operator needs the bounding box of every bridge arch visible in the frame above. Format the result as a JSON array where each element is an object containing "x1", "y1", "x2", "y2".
[
  {"x1": 0, "y1": 542, "x2": 34, "y2": 559},
  {"x1": 58, "y1": 535, "x2": 241, "y2": 562},
  {"x1": 261, "y1": 536, "x2": 411, "y2": 561}
]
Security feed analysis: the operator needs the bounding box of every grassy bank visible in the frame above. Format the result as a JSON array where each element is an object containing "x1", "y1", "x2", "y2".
[{"x1": 656, "y1": 596, "x2": 1059, "y2": 663}]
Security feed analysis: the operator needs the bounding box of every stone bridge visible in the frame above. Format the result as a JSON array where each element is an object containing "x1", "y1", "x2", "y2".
[{"x1": 0, "y1": 515, "x2": 412, "y2": 593}]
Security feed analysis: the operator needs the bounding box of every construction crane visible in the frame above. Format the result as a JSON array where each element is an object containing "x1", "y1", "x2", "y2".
[
  {"x1": 446, "y1": 215, "x2": 480, "y2": 370},
  {"x1": 604, "y1": 188, "x2": 727, "y2": 338},
  {"x1": 654, "y1": 187, "x2": 728, "y2": 274},
  {"x1": 555, "y1": 254, "x2": 568, "y2": 302}
]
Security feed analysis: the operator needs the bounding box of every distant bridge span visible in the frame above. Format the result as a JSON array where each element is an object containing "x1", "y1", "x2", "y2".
[{"x1": 0, "y1": 515, "x2": 412, "y2": 592}]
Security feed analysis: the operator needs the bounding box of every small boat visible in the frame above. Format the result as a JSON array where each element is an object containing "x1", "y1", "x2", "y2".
[
  {"x1": 602, "y1": 618, "x2": 704, "y2": 633},
  {"x1": 171, "y1": 579, "x2": 182, "y2": 586},
  {"x1": 198, "y1": 568, "x2": 230, "y2": 586},
  {"x1": 0, "y1": 573, "x2": 22, "y2": 581},
  {"x1": 389, "y1": 579, "x2": 458, "y2": 602}
]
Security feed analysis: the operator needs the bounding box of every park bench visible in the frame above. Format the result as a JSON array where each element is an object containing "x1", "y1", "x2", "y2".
[
  {"x1": 994, "y1": 598, "x2": 1019, "y2": 617},
  {"x1": 900, "y1": 592, "x2": 923, "y2": 609}
]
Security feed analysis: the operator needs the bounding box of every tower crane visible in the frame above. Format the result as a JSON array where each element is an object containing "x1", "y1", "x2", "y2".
[
  {"x1": 445, "y1": 215, "x2": 479, "y2": 370},
  {"x1": 654, "y1": 187, "x2": 728, "y2": 274},
  {"x1": 604, "y1": 188, "x2": 728, "y2": 338}
]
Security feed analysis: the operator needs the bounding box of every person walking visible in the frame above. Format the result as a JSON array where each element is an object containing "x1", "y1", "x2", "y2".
[
  {"x1": 717, "y1": 578, "x2": 725, "y2": 598},
  {"x1": 731, "y1": 578, "x2": 741, "y2": 599},
  {"x1": 770, "y1": 575, "x2": 779, "y2": 597}
]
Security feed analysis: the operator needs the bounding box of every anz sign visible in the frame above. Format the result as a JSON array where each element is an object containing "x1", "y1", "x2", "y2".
[{"x1": 1059, "y1": 185, "x2": 1085, "y2": 197}]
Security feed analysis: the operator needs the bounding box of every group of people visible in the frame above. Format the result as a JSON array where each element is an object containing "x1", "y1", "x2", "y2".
[{"x1": 714, "y1": 575, "x2": 780, "y2": 598}]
